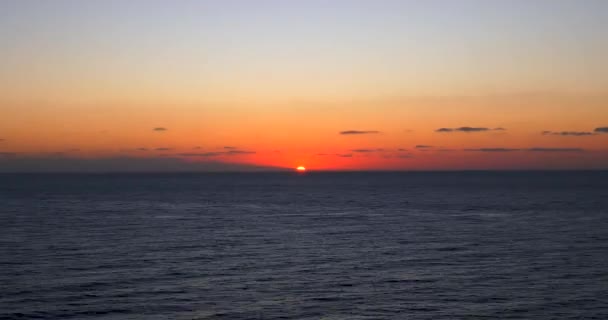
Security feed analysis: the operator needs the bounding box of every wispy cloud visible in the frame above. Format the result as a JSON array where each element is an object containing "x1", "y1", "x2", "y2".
[
  {"x1": 436, "y1": 127, "x2": 505, "y2": 133},
  {"x1": 177, "y1": 152, "x2": 221, "y2": 157},
  {"x1": 0, "y1": 156, "x2": 284, "y2": 172},
  {"x1": 225, "y1": 150, "x2": 256, "y2": 155},
  {"x1": 350, "y1": 148, "x2": 384, "y2": 153},
  {"x1": 542, "y1": 131, "x2": 595, "y2": 136},
  {"x1": 339, "y1": 130, "x2": 380, "y2": 135},
  {"x1": 385, "y1": 154, "x2": 414, "y2": 159},
  {"x1": 413, "y1": 145, "x2": 454, "y2": 152},
  {"x1": 155, "y1": 147, "x2": 172, "y2": 151},
  {"x1": 464, "y1": 148, "x2": 521, "y2": 152},
  {"x1": 153, "y1": 127, "x2": 167, "y2": 132},
  {"x1": 464, "y1": 147, "x2": 585, "y2": 153},
  {"x1": 176, "y1": 149, "x2": 255, "y2": 157},
  {"x1": 316, "y1": 153, "x2": 353, "y2": 158},
  {"x1": 595, "y1": 127, "x2": 608, "y2": 133},
  {"x1": 526, "y1": 147, "x2": 585, "y2": 152},
  {"x1": 223, "y1": 146, "x2": 237, "y2": 149},
  {"x1": 0, "y1": 152, "x2": 17, "y2": 157}
]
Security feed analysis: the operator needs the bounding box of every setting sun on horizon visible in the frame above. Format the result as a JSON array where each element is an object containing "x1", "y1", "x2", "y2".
[
  {"x1": 0, "y1": 0, "x2": 607, "y2": 172},
  {"x1": 3, "y1": 2, "x2": 608, "y2": 319}
]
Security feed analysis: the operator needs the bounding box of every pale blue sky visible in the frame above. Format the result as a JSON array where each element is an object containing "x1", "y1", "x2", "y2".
[{"x1": 2, "y1": 0, "x2": 607, "y2": 100}]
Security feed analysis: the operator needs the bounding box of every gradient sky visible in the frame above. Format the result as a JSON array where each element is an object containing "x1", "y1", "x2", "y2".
[{"x1": 1, "y1": 0, "x2": 607, "y2": 171}]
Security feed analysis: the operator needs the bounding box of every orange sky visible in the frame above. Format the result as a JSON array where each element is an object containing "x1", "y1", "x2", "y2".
[{"x1": 1, "y1": 1, "x2": 607, "y2": 171}]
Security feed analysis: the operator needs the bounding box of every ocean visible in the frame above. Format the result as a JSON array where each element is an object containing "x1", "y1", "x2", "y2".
[{"x1": 1, "y1": 171, "x2": 608, "y2": 319}]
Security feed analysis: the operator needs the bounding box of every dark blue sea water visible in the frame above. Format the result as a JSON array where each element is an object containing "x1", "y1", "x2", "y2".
[{"x1": 1, "y1": 171, "x2": 608, "y2": 319}]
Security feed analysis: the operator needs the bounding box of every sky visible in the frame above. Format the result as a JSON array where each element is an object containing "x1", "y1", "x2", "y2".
[{"x1": 1, "y1": 0, "x2": 607, "y2": 171}]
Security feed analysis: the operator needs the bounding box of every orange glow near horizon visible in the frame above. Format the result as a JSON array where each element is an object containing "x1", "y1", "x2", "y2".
[{"x1": 1, "y1": 2, "x2": 607, "y2": 171}]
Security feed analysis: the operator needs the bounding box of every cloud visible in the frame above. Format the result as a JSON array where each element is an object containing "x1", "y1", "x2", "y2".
[
  {"x1": 463, "y1": 127, "x2": 493, "y2": 132},
  {"x1": 137, "y1": 148, "x2": 149, "y2": 151},
  {"x1": 177, "y1": 152, "x2": 221, "y2": 157},
  {"x1": 155, "y1": 147, "x2": 172, "y2": 151},
  {"x1": 397, "y1": 148, "x2": 408, "y2": 152},
  {"x1": 542, "y1": 131, "x2": 595, "y2": 136},
  {"x1": 225, "y1": 150, "x2": 256, "y2": 155},
  {"x1": 350, "y1": 148, "x2": 383, "y2": 153},
  {"x1": 526, "y1": 147, "x2": 585, "y2": 152},
  {"x1": 316, "y1": 153, "x2": 353, "y2": 158},
  {"x1": 339, "y1": 130, "x2": 380, "y2": 135},
  {"x1": 176, "y1": 149, "x2": 255, "y2": 157},
  {"x1": 0, "y1": 152, "x2": 17, "y2": 157},
  {"x1": 153, "y1": 127, "x2": 167, "y2": 132},
  {"x1": 463, "y1": 147, "x2": 584, "y2": 153},
  {"x1": 464, "y1": 148, "x2": 521, "y2": 152},
  {"x1": 383, "y1": 150, "x2": 414, "y2": 159},
  {"x1": 415, "y1": 145, "x2": 433, "y2": 149},
  {"x1": 223, "y1": 146, "x2": 237, "y2": 149},
  {"x1": 0, "y1": 139, "x2": 5, "y2": 142},
  {"x1": 193, "y1": 146, "x2": 202, "y2": 150},
  {"x1": 595, "y1": 127, "x2": 608, "y2": 133},
  {"x1": 395, "y1": 154, "x2": 413, "y2": 158},
  {"x1": 435, "y1": 127, "x2": 505, "y2": 133},
  {"x1": 0, "y1": 156, "x2": 285, "y2": 172}
]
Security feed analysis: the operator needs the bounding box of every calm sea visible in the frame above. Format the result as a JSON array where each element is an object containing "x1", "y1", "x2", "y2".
[{"x1": 1, "y1": 172, "x2": 608, "y2": 319}]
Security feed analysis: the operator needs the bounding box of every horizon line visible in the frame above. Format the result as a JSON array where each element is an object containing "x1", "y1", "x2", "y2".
[{"x1": 1, "y1": 169, "x2": 607, "y2": 174}]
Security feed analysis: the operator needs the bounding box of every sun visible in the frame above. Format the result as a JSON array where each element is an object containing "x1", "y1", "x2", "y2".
[{"x1": 296, "y1": 166, "x2": 306, "y2": 172}]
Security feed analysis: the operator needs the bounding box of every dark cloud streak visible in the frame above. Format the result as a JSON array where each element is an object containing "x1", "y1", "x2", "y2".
[
  {"x1": 339, "y1": 130, "x2": 380, "y2": 135},
  {"x1": 316, "y1": 153, "x2": 353, "y2": 158},
  {"x1": 464, "y1": 148, "x2": 520, "y2": 152},
  {"x1": 176, "y1": 149, "x2": 255, "y2": 157},
  {"x1": 0, "y1": 152, "x2": 17, "y2": 157},
  {"x1": 542, "y1": 131, "x2": 595, "y2": 136},
  {"x1": 350, "y1": 148, "x2": 383, "y2": 153},
  {"x1": 225, "y1": 150, "x2": 256, "y2": 155},
  {"x1": 0, "y1": 156, "x2": 284, "y2": 172},
  {"x1": 526, "y1": 147, "x2": 585, "y2": 152},
  {"x1": 436, "y1": 127, "x2": 505, "y2": 133},
  {"x1": 177, "y1": 152, "x2": 221, "y2": 157}
]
